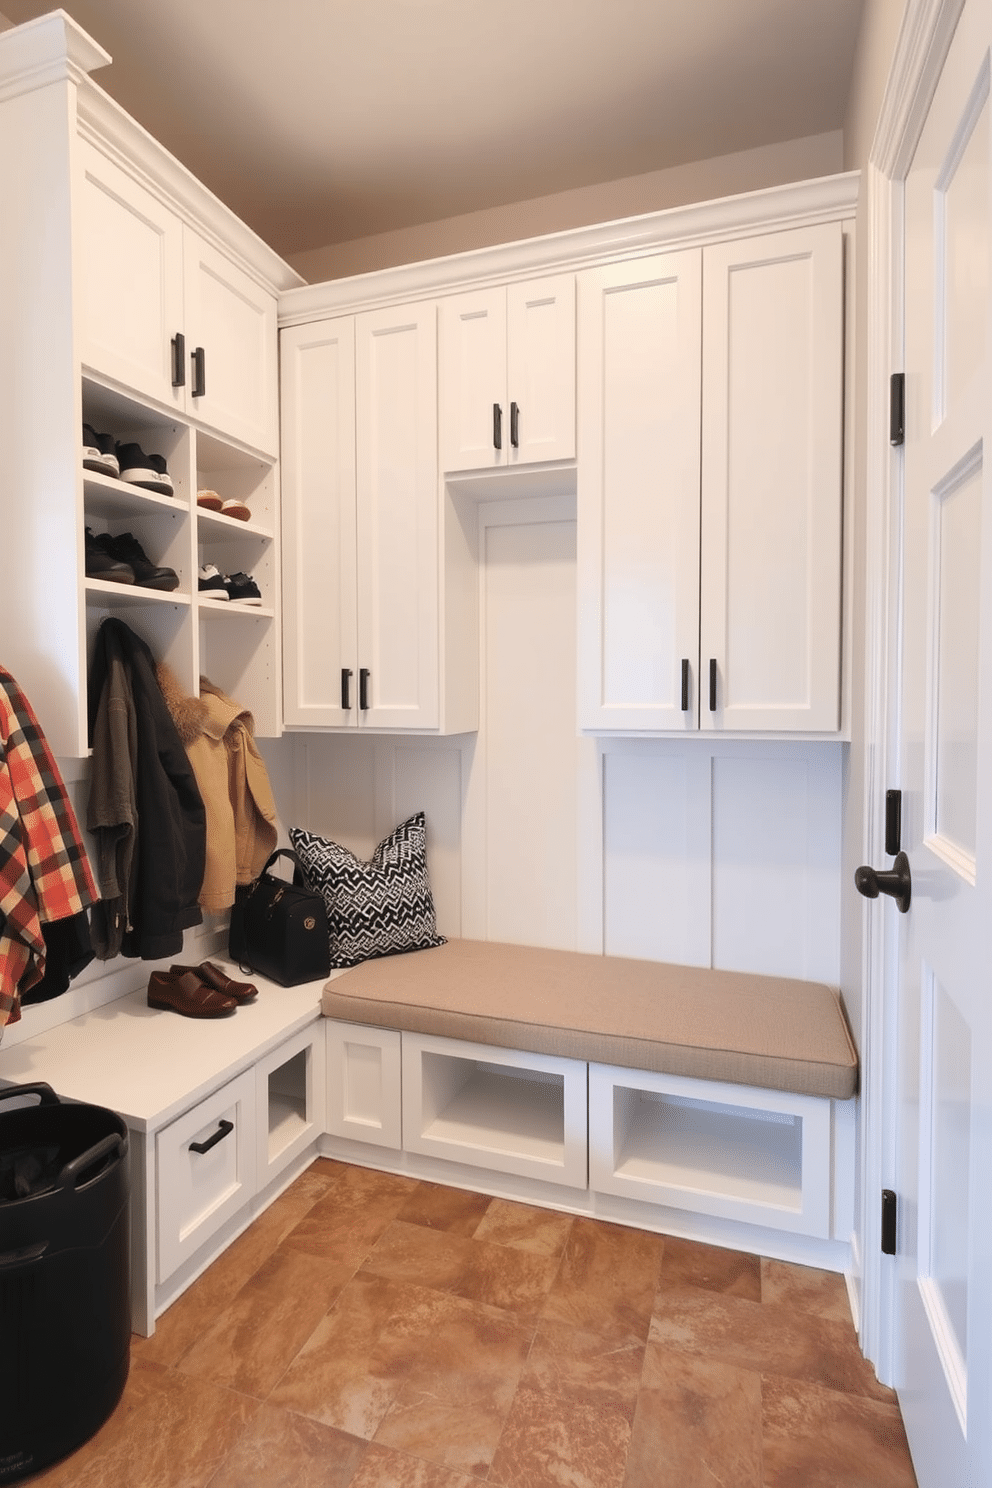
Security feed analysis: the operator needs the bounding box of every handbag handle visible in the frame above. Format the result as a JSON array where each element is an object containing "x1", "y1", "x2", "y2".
[{"x1": 257, "y1": 847, "x2": 307, "y2": 888}]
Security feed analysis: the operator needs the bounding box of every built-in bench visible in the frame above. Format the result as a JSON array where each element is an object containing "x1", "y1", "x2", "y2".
[{"x1": 320, "y1": 939, "x2": 859, "y2": 1266}]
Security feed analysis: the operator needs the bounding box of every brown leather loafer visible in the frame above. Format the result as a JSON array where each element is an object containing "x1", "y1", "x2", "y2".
[
  {"x1": 170, "y1": 960, "x2": 258, "y2": 1004},
  {"x1": 148, "y1": 969, "x2": 237, "y2": 1018}
]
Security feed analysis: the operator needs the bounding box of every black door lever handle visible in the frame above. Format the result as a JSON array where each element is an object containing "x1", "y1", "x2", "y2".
[{"x1": 855, "y1": 851, "x2": 911, "y2": 913}]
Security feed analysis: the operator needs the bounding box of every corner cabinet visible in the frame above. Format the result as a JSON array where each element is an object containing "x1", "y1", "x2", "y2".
[
  {"x1": 281, "y1": 304, "x2": 478, "y2": 734},
  {"x1": 0, "y1": 14, "x2": 298, "y2": 757},
  {"x1": 577, "y1": 221, "x2": 844, "y2": 735}
]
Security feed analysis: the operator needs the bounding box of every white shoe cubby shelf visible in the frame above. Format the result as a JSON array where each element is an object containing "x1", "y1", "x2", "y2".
[
  {"x1": 81, "y1": 375, "x2": 280, "y2": 735},
  {"x1": 323, "y1": 1020, "x2": 848, "y2": 1244}
]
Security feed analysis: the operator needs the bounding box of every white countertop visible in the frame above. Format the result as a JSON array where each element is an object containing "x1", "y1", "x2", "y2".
[{"x1": 0, "y1": 965, "x2": 331, "y2": 1131}]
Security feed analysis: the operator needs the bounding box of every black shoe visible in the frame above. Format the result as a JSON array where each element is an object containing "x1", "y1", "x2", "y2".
[
  {"x1": 85, "y1": 527, "x2": 134, "y2": 584},
  {"x1": 98, "y1": 532, "x2": 179, "y2": 592},
  {"x1": 225, "y1": 571, "x2": 262, "y2": 605},
  {"x1": 198, "y1": 563, "x2": 230, "y2": 599},
  {"x1": 115, "y1": 442, "x2": 174, "y2": 496},
  {"x1": 83, "y1": 424, "x2": 120, "y2": 477}
]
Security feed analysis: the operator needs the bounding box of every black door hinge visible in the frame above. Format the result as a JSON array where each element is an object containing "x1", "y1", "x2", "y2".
[
  {"x1": 885, "y1": 789, "x2": 902, "y2": 856},
  {"x1": 881, "y1": 1189, "x2": 897, "y2": 1255},
  {"x1": 890, "y1": 373, "x2": 905, "y2": 446}
]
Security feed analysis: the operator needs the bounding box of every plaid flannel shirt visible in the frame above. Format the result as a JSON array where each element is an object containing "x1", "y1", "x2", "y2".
[{"x1": 1, "y1": 668, "x2": 98, "y2": 1026}]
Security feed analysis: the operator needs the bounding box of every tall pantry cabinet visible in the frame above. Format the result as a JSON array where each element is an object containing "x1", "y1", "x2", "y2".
[{"x1": 0, "y1": 13, "x2": 299, "y2": 759}]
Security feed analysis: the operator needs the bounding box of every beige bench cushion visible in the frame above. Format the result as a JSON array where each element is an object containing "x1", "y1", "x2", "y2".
[{"x1": 321, "y1": 939, "x2": 858, "y2": 1101}]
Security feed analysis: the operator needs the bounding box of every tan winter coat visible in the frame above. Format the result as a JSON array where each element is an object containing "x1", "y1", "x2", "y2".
[{"x1": 158, "y1": 670, "x2": 278, "y2": 912}]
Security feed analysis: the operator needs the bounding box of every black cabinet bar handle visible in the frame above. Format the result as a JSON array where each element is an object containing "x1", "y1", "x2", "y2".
[
  {"x1": 709, "y1": 658, "x2": 718, "y2": 713},
  {"x1": 493, "y1": 402, "x2": 502, "y2": 450},
  {"x1": 510, "y1": 401, "x2": 520, "y2": 448},
  {"x1": 341, "y1": 668, "x2": 353, "y2": 711},
  {"x1": 191, "y1": 346, "x2": 206, "y2": 398},
  {"x1": 681, "y1": 658, "x2": 690, "y2": 712},
  {"x1": 359, "y1": 668, "x2": 370, "y2": 711},
  {"x1": 171, "y1": 331, "x2": 186, "y2": 388},
  {"x1": 189, "y1": 1118, "x2": 234, "y2": 1155}
]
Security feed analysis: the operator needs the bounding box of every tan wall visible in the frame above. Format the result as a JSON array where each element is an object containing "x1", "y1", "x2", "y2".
[
  {"x1": 839, "y1": 0, "x2": 906, "y2": 1060},
  {"x1": 288, "y1": 130, "x2": 844, "y2": 283}
]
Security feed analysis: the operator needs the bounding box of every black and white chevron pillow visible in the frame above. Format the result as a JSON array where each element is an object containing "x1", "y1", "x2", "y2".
[{"x1": 289, "y1": 812, "x2": 446, "y2": 969}]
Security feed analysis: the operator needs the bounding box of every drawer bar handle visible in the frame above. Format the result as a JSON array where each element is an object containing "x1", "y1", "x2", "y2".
[
  {"x1": 359, "y1": 668, "x2": 370, "y2": 711},
  {"x1": 171, "y1": 331, "x2": 186, "y2": 388},
  {"x1": 709, "y1": 658, "x2": 718, "y2": 713},
  {"x1": 510, "y1": 401, "x2": 520, "y2": 448},
  {"x1": 341, "y1": 667, "x2": 353, "y2": 711},
  {"x1": 191, "y1": 345, "x2": 206, "y2": 398},
  {"x1": 493, "y1": 402, "x2": 502, "y2": 450},
  {"x1": 681, "y1": 658, "x2": 690, "y2": 712},
  {"x1": 189, "y1": 1118, "x2": 234, "y2": 1155}
]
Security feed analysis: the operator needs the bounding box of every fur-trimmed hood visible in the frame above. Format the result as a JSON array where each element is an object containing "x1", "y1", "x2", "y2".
[{"x1": 157, "y1": 667, "x2": 257, "y2": 748}]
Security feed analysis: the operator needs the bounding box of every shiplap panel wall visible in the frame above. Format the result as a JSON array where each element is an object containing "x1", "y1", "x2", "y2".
[{"x1": 289, "y1": 509, "x2": 844, "y2": 986}]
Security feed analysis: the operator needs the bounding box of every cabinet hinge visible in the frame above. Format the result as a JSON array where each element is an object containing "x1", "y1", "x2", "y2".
[
  {"x1": 885, "y1": 789, "x2": 902, "y2": 856},
  {"x1": 889, "y1": 373, "x2": 905, "y2": 446},
  {"x1": 881, "y1": 1189, "x2": 898, "y2": 1255}
]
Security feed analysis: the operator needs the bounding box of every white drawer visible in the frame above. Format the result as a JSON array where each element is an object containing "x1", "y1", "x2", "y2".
[{"x1": 156, "y1": 1069, "x2": 256, "y2": 1282}]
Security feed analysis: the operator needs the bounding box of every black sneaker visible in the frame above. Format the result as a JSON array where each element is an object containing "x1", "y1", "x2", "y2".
[
  {"x1": 198, "y1": 563, "x2": 230, "y2": 600},
  {"x1": 98, "y1": 532, "x2": 179, "y2": 591},
  {"x1": 225, "y1": 571, "x2": 262, "y2": 605},
  {"x1": 83, "y1": 424, "x2": 120, "y2": 477},
  {"x1": 85, "y1": 527, "x2": 134, "y2": 584},
  {"x1": 115, "y1": 442, "x2": 174, "y2": 496}
]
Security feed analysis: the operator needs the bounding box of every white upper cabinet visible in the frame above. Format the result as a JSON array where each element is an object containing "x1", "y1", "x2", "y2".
[
  {"x1": 439, "y1": 275, "x2": 575, "y2": 471},
  {"x1": 78, "y1": 140, "x2": 279, "y2": 457},
  {"x1": 578, "y1": 221, "x2": 843, "y2": 735},
  {"x1": 699, "y1": 223, "x2": 843, "y2": 733},
  {"x1": 282, "y1": 302, "x2": 478, "y2": 734},
  {"x1": 577, "y1": 250, "x2": 703, "y2": 732}
]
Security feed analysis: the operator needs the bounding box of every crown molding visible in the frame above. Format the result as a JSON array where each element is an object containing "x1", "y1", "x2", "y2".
[
  {"x1": 0, "y1": 8, "x2": 109, "y2": 106},
  {"x1": 279, "y1": 171, "x2": 860, "y2": 326}
]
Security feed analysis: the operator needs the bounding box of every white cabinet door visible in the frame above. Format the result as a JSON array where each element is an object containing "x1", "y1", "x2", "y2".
[
  {"x1": 506, "y1": 274, "x2": 575, "y2": 466},
  {"x1": 77, "y1": 139, "x2": 185, "y2": 411},
  {"x1": 577, "y1": 250, "x2": 703, "y2": 730},
  {"x1": 439, "y1": 275, "x2": 574, "y2": 472},
  {"x1": 700, "y1": 222, "x2": 843, "y2": 733},
  {"x1": 280, "y1": 317, "x2": 358, "y2": 727},
  {"x1": 439, "y1": 285, "x2": 506, "y2": 471},
  {"x1": 355, "y1": 301, "x2": 440, "y2": 730},
  {"x1": 183, "y1": 229, "x2": 279, "y2": 457}
]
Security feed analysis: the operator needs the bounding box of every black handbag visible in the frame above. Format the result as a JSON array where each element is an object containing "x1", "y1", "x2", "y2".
[{"x1": 229, "y1": 848, "x2": 330, "y2": 987}]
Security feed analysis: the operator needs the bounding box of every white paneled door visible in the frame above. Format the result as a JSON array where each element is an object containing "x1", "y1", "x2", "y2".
[{"x1": 892, "y1": 1, "x2": 992, "y2": 1481}]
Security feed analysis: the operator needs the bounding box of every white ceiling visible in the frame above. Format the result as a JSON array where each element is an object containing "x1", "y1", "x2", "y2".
[{"x1": 2, "y1": 1, "x2": 866, "y2": 257}]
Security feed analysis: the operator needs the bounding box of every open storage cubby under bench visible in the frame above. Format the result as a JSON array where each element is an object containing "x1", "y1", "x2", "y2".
[{"x1": 0, "y1": 968, "x2": 327, "y2": 1335}]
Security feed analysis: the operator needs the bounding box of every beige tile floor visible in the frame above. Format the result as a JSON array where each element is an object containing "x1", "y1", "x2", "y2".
[{"x1": 30, "y1": 1159, "x2": 918, "y2": 1486}]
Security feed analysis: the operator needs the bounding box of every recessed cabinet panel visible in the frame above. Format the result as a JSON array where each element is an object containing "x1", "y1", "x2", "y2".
[
  {"x1": 156, "y1": 1069, "x2": 256, "y2": 1282},
  {"x1": 356, "y1": 302, "x2": 440, "y2": 729},
  {"x1": 440, "y1": 287, "x2": 506, "y2": 470},
  {"x1": 280, "y1": 319, "x2": 358, "y2": 727},
  {"x1": 325, "y1": 1019, "x2": 402, "y2": 1149},
  {"x1": 78, "y1": 140, "x2": 185, "y2": 411},
  {"x1": 183, "y1": 231, "x2": 279, "y2": 457},
  {"x1": 700, "y1": 223, "x2": 843, "y2": 732},
  {"x1": 577, "y1": 251, "x2": 703, "y2": 730}
]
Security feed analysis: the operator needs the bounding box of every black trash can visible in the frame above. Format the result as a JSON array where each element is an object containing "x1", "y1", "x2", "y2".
[{"x1": 0, "y1": 1082, "x2": 131, "y2": 1483}]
